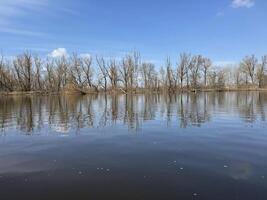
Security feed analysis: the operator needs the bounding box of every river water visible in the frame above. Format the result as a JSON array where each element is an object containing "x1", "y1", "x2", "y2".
[{"x1": 0, "y1": 92, "x2": 267, "y2": 199}]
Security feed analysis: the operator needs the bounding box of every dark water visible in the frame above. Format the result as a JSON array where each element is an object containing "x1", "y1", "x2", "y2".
[{"x1": 0, "y1": 92, "x2": 267, "y2": 200}]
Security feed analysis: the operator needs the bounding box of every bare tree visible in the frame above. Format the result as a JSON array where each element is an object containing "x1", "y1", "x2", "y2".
[
  {"x1": 70, "y1": 54, "x2": 84, "y2": 89},
  {"x1": 1, "y1": 51, "x2": 267, "y2": 94},
  {"x1": 159, "y1": 66, "x2": 166, "y2": 90},
  {"x1": 44, "y1": 59, "x2": 55, "y2": 91},
  {"x1": 81, "y1": 56, "x2": 98, "y2": 91},
  {"x1": 188, "y1": 55, "x2": 203, "y2": 89},
  {"x1": 257, "y1": 55, "x2": 267, "y2": 88},
  {"x1": 166, "y1": 57, "x2": 174, "y2": 92},
  {"x1": 96, "y1": 56, "x2": 108, "y2": 92},
  {"x1": 120, "y1": 53, "x2": 140, "y2": 92},
  {"x1": 34, "y1": 56, "x2": 43, "y2": 91},
  {"x1": 13, "y1": 52, "x2": 33, "y2": 91},
  {"x1": 177, "y1": 53, "x2": 191, "y2": 89},
  {"x1": 241, "y1": 55, "x2": 257, "y2": 85},
  {"x1": 107, "y1": 59, "x2": 119, "y2": 91},
  {"x1": 202, "y1": 57, "x2": 212, "y2": 87},
  {"x1": 234, "y1": 67, "x2": 242, "y2": 87},
  {"x1": 0, "y1": 56, "x2": 14, "y2": 91},
  {"x1": 54, "y1": 56, "x2": 69, "y2": 92},
  {"x1": 141, "y1": 62, "x2": 156, "y2": 89},
  {"x1": 217, "y1": 70, "x2": 226, "y2": 89},
  {"x1": 208, "y1": 70, "x2": 217, "y2": 88}
]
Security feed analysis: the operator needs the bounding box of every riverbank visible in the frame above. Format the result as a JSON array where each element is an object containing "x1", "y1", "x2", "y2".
[{"x1": 1, "y1": 87, "x2": 267, "y2": 97}]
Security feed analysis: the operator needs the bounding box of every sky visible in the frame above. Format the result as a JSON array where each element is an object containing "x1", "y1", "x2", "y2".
[{"x1": 0, "y1": 0, "x2": 267, "y2": 66}]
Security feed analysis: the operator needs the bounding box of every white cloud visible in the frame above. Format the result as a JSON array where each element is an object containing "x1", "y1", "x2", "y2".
[
  {"x1": 0, "y1": 0, "x2": 48, "y2": 23},
  {"x1": 0, "y1": 0, "x2": 79, "y2": 36},
  {"x1": 49, "y1": 48, "x2": 68, "y2": 58},
  {"x1": 0, "y1": 27, "x2": 45, "y2": 36},
  {"x1": 231, "y1": 0, "x2": 255, "y2": 8},
  {"x1": 80, "y1": 53, "x2": 91, "y2": 58},
  {"x1": 0, "y1": 0, "x2": 48, "y2": 36}
]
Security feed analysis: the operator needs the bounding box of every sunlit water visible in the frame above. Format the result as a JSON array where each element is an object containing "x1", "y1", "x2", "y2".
[{"x1": 0, "y1": 92, "x2": 267, "y2": 200}]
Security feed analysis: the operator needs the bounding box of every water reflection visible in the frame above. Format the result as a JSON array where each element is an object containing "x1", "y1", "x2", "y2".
[{"x1": 0, "y1": 92, "x2": 266, "y2": 135}]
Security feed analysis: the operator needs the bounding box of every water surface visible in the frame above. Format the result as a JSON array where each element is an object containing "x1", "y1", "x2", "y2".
[{"x1": 0, "y1": 92, "x2": 267, "y2": 200}]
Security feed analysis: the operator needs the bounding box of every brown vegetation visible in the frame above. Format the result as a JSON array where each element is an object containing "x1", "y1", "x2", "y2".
[{"x1": 0, "y1": 52, "x2": 267, "y2": 95}]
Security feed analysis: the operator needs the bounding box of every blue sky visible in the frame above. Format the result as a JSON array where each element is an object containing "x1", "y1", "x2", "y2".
[{"x1": 0, "y1": 0, "x2": 267, "y2": 65}]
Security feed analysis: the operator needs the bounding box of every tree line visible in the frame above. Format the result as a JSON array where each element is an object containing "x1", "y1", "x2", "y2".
[{"x1": 0, "y1": 52, "x2": 267, "y2": 93}]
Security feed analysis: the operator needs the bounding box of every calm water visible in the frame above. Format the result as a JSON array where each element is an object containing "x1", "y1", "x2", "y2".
[{"x1": 0, "y1": 92, "x2": 267, "y2": 200}]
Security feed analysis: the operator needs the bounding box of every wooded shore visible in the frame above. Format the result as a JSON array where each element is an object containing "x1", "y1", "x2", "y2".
[
  {"x1": 1, "y1": 87, "x2": 267, "y2": 97},
  {"x1": 1, "y1": 52, "x2": 267, "y2": 95}
]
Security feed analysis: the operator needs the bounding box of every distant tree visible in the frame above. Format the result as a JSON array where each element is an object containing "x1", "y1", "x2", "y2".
[
  {"x1": 165, "y1": 57, "x2": 174, "y2": 92},
  {"x1": 202, "y1": 57, "x2": 212, "y2": 87},
  {"x1": 120, "y1": 52, "x2": 140, "y2": 92},
  {"x1": 141, "y1": 62, "x2": 156, "y2": 89},
  {"x1": 0, "y1": 55, "x2": 14, "y2": 91},
  {"x1": 80, "y1": 56, "x2": 97, "y2": 91},
  {"x1": 217, "y1": 70, "x2": 226, "y2": 89},
  {"x1": 1, "y1": 51, "x2": 267, "y2": 93},
  {"x1": 70, "y1": 54, "x2": 84, "y2": 88},
  {"x1": 159, "y1": 66, "x2": 166, "y2": 90},
  {"x1": 107, "y1": 59, "x2": 119, "y2": 91},
  {"x1": 189, "y1": 55, "x2": 203, "y2": 89},
  {"x1": 54, "y1": 56, "x2": 69, "y2": 92},
  {"x1": 208, "y1": 70, "x2": 217, "y2": 88},
  {"x1": 34, "y1": 56, "x2": 43, "y2": 91},
  {"x1": 234, "y1": 67, "x2": 242, "y2": 87},
  {"x1": 177, "y1": 53, "x2": 191, "y2": 89},
  {"x1": 96, "y1": 56, "x2": 108, "y2": 92},
  {"x1": 13, "y1": 52, "x2": 33, "y2": 91},
  {"x1": 257, "y1": 55, "x2": 267, "y2": 88},
  {"x1": 240, "y1": 55, "x2": 257, "y2": 85}
]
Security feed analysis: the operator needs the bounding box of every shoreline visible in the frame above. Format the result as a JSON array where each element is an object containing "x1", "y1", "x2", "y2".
[{"x1": 1, "y1": 88, "x2": 267, "y2": 97}]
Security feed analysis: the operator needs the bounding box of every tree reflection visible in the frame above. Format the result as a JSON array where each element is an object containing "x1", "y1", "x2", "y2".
[{"x1": 0, "y1": 92, "x2": 266, "y2": 135}]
